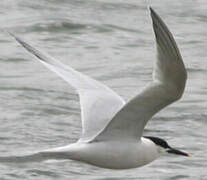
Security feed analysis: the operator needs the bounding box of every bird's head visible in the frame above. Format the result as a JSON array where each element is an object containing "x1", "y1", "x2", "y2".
[{"x1": 144, "y1": 136, "x2": 191, "y2": 157}]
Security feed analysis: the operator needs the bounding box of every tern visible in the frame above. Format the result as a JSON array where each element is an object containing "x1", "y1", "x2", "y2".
[{"x1": 7, "y1": 7, "x2": 190, "y2": 169}]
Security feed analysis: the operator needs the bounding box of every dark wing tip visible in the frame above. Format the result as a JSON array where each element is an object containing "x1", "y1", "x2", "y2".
[
  {"x1": 149, "y1": 7, "x2": 183, "y2": 60},
  {"x1": 149, "y1": 6, "x2": 158, "y2": 16},
  {"x1": 149, "y1": 7, "x2": 156, "y2": 19},
  {"x1": 7, "y1": 31, "x2": 28, "y2": 50},
  {"x1": 8, "y1": 32, "x2": 49, "y2": 63},
  {"x1": 149, "y1": 6, "x2": 153, "y2": 13},
  {"x1": 149, "y1": 7, "x2": 163, "y2": 28},
  {"x1": 7, "y1": 31, "x2": 20, "y2": 42}
]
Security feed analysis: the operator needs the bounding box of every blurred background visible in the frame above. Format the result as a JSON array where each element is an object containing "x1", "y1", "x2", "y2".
[{"x1": 0, "y1": 0, "x2": 206, "y2": 179}]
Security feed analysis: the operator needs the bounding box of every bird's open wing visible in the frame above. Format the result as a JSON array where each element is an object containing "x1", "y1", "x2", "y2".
[
  {"x1": 10, "y1": 33, "x2": 125, "y2": 142},
  {"x1": 92, "y1": 7, "x2": 187, "y2": 142}
]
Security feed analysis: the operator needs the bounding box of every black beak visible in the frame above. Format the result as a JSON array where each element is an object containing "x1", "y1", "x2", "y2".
[{"x1": 167, "y1": 148, "x2": 191, "y2": 157}]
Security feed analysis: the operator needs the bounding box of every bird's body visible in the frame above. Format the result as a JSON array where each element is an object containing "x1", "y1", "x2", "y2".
[
  {"x1": 40, "y1": 137, "x2": 159, "y2": 169},
  {"x1": 6, "y1": 7, "x2": 190, "y2": 169}
]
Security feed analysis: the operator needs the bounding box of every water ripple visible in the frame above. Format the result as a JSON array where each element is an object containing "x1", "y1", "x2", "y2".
[{"x1": 27, "y1": 169, "x2": 59, "y2": 178}]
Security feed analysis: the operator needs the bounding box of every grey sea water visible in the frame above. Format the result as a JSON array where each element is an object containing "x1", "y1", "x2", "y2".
[{"x1": 0, "y1": 0, "x2": 207, "y2": 179}]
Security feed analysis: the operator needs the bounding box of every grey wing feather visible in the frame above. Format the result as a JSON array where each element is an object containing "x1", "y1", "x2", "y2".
[{"x1": 92, "y1": 7, "x2": 187, "y2": 142}]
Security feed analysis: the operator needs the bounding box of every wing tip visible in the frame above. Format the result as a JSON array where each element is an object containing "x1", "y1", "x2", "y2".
[
  {"x1": 149, "y1": 7, "x2": 159, "y2": 27},
  {"x1": 149, "y1": 6, "x2": 160, "y2": 20},
  {"x1": 149, "y1": 6, "x2": 155, "y2": 13},
  {"x1": 149, "y1": 6, "x2": 155, "y2": 19},
  {"x1": 7, "y1": 31, "x2": 20, "y2": 42},
  {"x1": 149, "y1": 6, "x2": 153, "y2": 13},
  {"x1": 7, "y1": 31, "x2": 28, "y2": 50},
  {"x1": 149, "y1": 7, "x2": 160, "y2": 37},
  {"x1": 149, "y1": 7, "x2": 172, "y2": 37},
  {"x1": 149, "y1": 7, "x2": 161, "y2": 29}
]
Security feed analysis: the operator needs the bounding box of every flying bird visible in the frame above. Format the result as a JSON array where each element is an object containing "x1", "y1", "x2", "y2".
[{"x1": 7, "y1": 7, "x2": 189, "y2": 169}]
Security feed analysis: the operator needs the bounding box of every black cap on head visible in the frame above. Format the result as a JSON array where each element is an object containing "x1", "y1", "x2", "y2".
[
  {"x1": 144, "y1": 136, "x2": 170, "y2": 149},
  {"x1": 144, "y1": 136, "x2": 190, "y2": 157}
]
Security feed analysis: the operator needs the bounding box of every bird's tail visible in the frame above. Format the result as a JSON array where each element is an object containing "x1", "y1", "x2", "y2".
[{"x1": 0, "y1": 150, "x2": 68, "y2": 163}]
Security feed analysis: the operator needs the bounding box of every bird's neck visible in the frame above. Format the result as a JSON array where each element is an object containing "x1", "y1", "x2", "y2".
[{"x1": 139, "y1": 137, "x2": 161, "y2": 162}]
